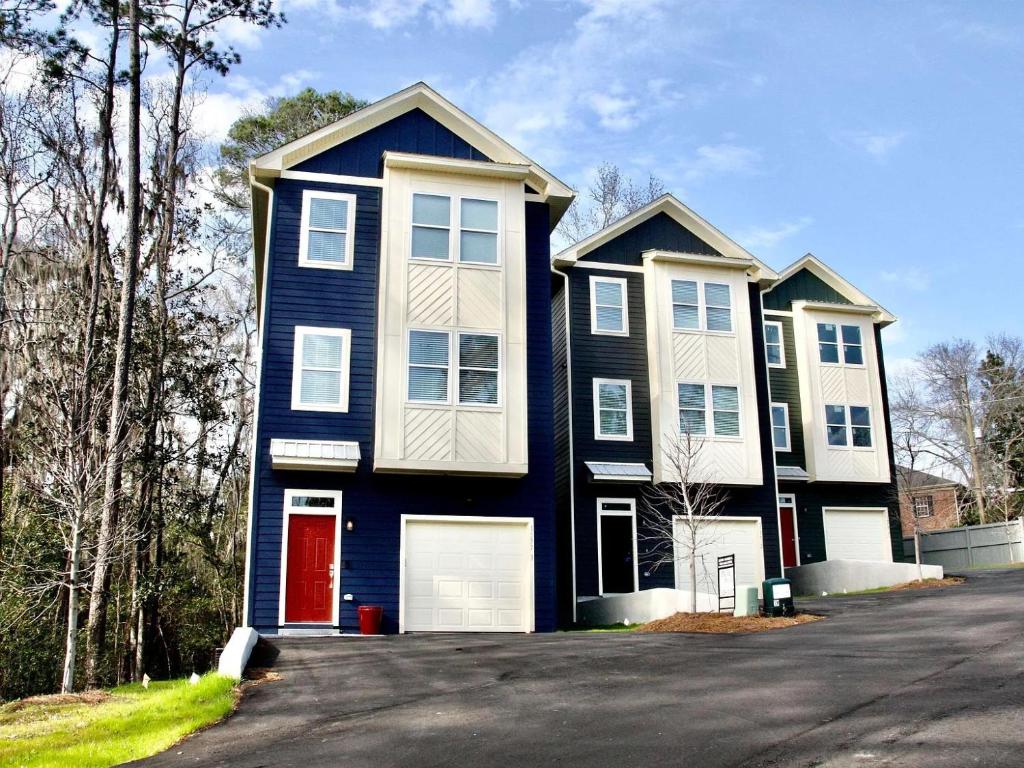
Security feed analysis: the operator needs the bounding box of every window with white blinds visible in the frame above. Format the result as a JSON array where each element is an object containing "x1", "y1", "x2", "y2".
[
  {"x1": 671, "y1": 278, "x2": 733, "y2": 332},
  {"x1": 590, "y1": 277, "x2": 628, "y2": 335},
  {"x1": 593, "y1": 379, "x2": 633, "y2": 440},
  {"x1": 408, "y1": 330, "x2": 451, "y2": 402},
  {"x1": 291, "y1": 326, "x2": 351, "y2": 412},
  {"x1": 299, "y1": 190, "x2": 356, "y2": 269},
  {"x1": 458, "y1": 333, "x2": 500, "y2": 405},
  {"x1": 677, "y1": 382, "x2": 742, "y2": 438}
]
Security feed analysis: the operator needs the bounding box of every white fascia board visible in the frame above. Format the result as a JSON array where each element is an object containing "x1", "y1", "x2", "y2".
[
  {"x1": 552, "y1": 194, "x2": 779, "y2": 283},
  {"x1": 793, "y1": 299, "x2": 893, "y2": 325},
  {"x1": 249, "y1": 82, "x2": 573, "y2": 216},
  {"x1": 382, "y1": 151, "x2": 531, "y2": 181},
  {"x1": 769, "y1": 253, "x2": 897, "y2": 325}
]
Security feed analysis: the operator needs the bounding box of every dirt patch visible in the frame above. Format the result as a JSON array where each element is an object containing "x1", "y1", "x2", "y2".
[
  {"x1": 637, "y1": 612, "x2": 824, "y2": 634},
  {"x1": 243, "y1": 668, "x2": 282, "y2": 687},
  {"x1": 886, "y1": 576, "x2": 965, "y2": 591},
  {"x1": 2, "y1": 690, "x2": 113, "y2": 712}
]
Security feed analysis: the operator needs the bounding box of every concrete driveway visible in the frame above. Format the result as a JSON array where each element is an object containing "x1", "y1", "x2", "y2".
[{"x1": 138, "y1": 569, "x2": 1024, "y2": 768}]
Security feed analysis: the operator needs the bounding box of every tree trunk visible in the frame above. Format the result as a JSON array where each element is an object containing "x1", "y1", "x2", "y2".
[
  {"x1": 914, "y1": 528, "x2": 923, "y2": 582},
  {"x1": 963, "y1": 376, "x2": 987, "y2": 524},
  {"x1": 61, "y1": 517, "x2": 83, "y2": 693},
  {"x1": 85, "y1": 0, "x2": 143, "y2": 688}
]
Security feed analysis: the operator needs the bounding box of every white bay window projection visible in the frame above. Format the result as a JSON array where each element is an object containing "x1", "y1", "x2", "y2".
[
  {"x1": 817, "y1": 323, "x2": 864, "y2": 365},
  {"x1": 671, "y1": 279, "x2": 733, "y2": 332},
  {"x1": 291, "y1": 327, "x2": 351, "y2": 412},
  {"x1": 593, "y1": 379, "x2": 633, "y2": 440},
  {"x1": 771, "y1": 403, "x2": 791, "y2": 450},
  {"x1": 590, "y1": 277, "x2": 628, "y2": 335},
  {"x1": 764, "y1": 321, "x2": 785, "y2": 367},
  {"x1": 825, "y1": 404, "x2": 873, "y2": 448},
  {"x1": 299, "y1": 190, "x2": 356, "y2": 269},
  {"x1": 410, "y1": 192, "x2": 499, "y2": 264},
  {"x1": 407, "y1": 330, "x2": 501, "y2": 405},
  {"x1": 677, "y1": 383, "x2": 741, "y2": 438}
]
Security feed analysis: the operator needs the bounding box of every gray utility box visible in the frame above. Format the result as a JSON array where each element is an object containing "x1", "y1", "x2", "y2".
[{"x1": 762, "y1": 578, "x2": 795, "y2": 617}]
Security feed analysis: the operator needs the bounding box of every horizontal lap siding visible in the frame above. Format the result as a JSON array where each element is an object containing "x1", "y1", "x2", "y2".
[
  {"x1": 250, "y1": 189, "x2": 557, "y2": 633},
  {"x1": 765, "y1": 314, "x2": 806, "y2": 469}
]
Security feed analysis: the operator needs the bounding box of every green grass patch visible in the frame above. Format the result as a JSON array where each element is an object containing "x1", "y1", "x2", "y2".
[
  {"x1": 0, "y1": 674, "x2": 237, "y2": 768},
  {"x1": 565, "y1": 622, "x2": 639, "y2": 632}
]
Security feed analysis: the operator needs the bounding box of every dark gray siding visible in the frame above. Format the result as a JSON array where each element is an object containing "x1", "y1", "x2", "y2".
[
  {"x1": 581, "y1": 212, "x2": 721, "y2": 267},
  {"x1": 551, "y1": 277, "x2": 573, "y2": 624},
  {"x1": 764, "y1": 312, "x2": 806, "y2": 469},
  {"x1": 763, "y1": 267, "x2": 854, "y2": 312}
]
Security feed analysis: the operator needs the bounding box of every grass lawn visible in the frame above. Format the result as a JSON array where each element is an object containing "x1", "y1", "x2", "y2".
[{"x1": 0, "y1": 674, "x2": 237, "y2": 768}]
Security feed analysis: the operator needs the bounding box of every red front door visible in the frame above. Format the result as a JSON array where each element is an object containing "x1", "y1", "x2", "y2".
[
  {"x1": 780, "y1": 506, "x2": 797, "y2": 568},
  {"x1": 285, "y1": 514, "x2": 336, "y2": 623}
]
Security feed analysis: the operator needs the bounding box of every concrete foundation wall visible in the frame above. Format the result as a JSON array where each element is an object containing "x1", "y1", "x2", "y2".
[
  {"x1": 576, "y1": 588, "x2": 723, "y2": 626},
  {"x1": 786, "y1": 559, "x2": 943, "y2": 596}
]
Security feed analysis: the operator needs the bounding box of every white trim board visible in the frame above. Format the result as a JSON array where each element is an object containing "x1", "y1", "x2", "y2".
[
  {"x1": 589, "y1": 275, "x2": 630, "y2": 337},
  {"x1": 278, "y1": 489, "x2": 343, "y2": 628},
  {"x1": 593, "y1": 377, "x2": 634, "y2": 441},
  {"x1": 777, "y1": 493, "x2": 801, "y2": 568},
  {"x1": 298, "y1": 189, "x2": 357, "y2": 271},
  {"x1": 291, "y1": 326, "x2": 352, "y2": 412},
  {"x1": 770, "y1": 253, "x2": 896, "y2": 326}
]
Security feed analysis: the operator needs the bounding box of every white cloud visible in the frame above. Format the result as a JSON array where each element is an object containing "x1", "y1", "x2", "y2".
[
  {"x1": 680, "y1": 143, "x2": 761, "y2": 183},
  {"x1": 438, "y1": 0, "x2": 496, "y2": 28},
  {"x1": 194, "y1": 68, "x2": 320, "y2": 144},
  {"x1": 736, "y1": 216, "x2": 813, "y2": 251},
  {"x1": 841, "y1": 129, "x2": 908, "y2": 160},
  {"x1": 588, "y1": 91, "x2": 638, "y2": 131},
  {"x1": 880, "y1": 267, "x2": 930, "y2": 292},
  {"x1": 215, "y1": 16, "x2": 267, "y2": 49},
  {"x1": 281, "y1": 0, "x2": 495, "y2": 29}
]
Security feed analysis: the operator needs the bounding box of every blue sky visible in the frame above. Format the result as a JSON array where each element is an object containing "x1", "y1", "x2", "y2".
[{"x1": 200, "y1": 0, "x2": 1023, "y2": 367}]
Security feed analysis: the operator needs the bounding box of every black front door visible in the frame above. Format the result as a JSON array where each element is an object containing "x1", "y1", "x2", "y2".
[{"x1": 600, "y1": 515, "x2": 636, "y2": 594}]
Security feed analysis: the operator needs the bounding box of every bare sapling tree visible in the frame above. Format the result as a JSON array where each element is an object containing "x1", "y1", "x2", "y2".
[
  {"x1": 639, "y1": 429, "x2": 728, "y2": 613},
  {"x1": 890, "y1": 377, "x2": 936, "y2": 581}
]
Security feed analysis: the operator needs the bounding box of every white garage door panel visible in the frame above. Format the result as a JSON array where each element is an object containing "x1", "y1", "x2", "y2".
[
  {"x1": 674, "y1": 518, "x2": 765, "y2": 597},
  {"x1": 824, "y1": 508, "x2": 892, "y2": 562},
  {"x1": 402, "y1": 518, "x2": 532, "y2": 632}
]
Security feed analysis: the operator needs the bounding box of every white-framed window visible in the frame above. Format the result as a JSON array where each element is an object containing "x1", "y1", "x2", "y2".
[
  {"x1": 764, "y1": 321, "x2": 785, "y2": 368},
  {"x1": 677, "y1": 382, "x2": 742, "y2": 438},
  {"x1": 913, "y1": 495, "x2": 934, "y2": 518},
  {"x1": 298, "y1": 190, "x2": 357, "y2": 270},
  {"x1": 410, "y1": 192, "x2": 500, "y2": 265},
  {"x1": 771, "y1": 402, "x2": 791, "y2": 451},
  {"x1": 590, "y1": 276, "x2": 629, "y2": 336},
  {"x1": 458, "y1": 332, "x2": 500, "y2": 406},
  {"x1": 825, "y1": 404, "x2": 873, "y2": 448},
  {"x1": 704, "y1": 283, "x2": 733, "y2": 332},
  {"x1": 671, "y1": 278, "x2": 733, "y2": 332},
  {"x1": 818, "y1": 322, "x2": 865, "y2": 366},
  {"x1": 408, "y1": 329, "x2": 451, "y2": 403},
  {"x1": 593, "y1": 378, "x2": 633, "y2": 441},
  {"x1": 291, "y1": 326, "x2": 351, "y2": 412}
]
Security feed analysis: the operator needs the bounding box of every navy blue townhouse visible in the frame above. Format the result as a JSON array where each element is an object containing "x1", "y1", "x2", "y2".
[
  {"x1": 551, "y1": 196, "x2": 902, "y2": 622},
  {"x1": 243, "y1": 82, "x2": 575, "y2": 634}
]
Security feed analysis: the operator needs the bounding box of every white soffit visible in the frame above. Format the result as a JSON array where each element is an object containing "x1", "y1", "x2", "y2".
[{"x1": 270, "y1": 439, "x2": 360, "y2": 472}]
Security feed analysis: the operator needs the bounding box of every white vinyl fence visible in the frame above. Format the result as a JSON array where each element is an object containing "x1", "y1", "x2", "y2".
[{"x1": 902, "y1": 519, "x2": 1024, "y2": 570}]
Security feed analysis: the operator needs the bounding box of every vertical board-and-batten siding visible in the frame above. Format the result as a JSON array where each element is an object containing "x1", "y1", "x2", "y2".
[
  {"x1": 565, "y1": 212, "x2": 782, "y2": 598},
  {"x1": 249, "y1": 108, "x2": 558, "y2": 632},
  {"x1": 762, "y1": 267, "x2": 853, "y2": 312}
]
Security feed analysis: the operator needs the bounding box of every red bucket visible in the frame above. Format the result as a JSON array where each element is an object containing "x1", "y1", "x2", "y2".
[{"x1": 358, "y1": 605, "x2": 383, "y2": 635}]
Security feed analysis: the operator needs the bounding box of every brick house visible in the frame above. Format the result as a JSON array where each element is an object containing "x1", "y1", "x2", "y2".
[{"x1": 897, "y1": 467, "x2": 963, "y2": 536}]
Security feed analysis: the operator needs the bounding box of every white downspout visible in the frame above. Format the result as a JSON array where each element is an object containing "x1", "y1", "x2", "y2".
[
  {"x1": 551, "y1": 264, "x2": 578, "y2": 622},
  {"x1": 241, "y1": 175, "x2": 274, "y2": 628}
]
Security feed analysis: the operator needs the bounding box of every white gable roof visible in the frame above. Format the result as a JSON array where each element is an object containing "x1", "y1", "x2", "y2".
[
  {"x1": 770, "y1": 253, "x2": 897, "y2": 325},
  {"x1": 552, "y1": 194, "x2": 778, "y2": 282},
  {"x1": 250, "y1": 81, "x2": 573, "y2": 215}
]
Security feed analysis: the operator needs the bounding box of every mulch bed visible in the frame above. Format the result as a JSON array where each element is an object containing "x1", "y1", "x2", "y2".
[
  {"x1": 1, "y1": 690, "x2": 113, "y2": 712},
  {"x1": 636, "y1": 612, "x2": 823, "y2": 634},
  {"x1": 885, "y1": 576, "x2": 965, "y2": 591}
]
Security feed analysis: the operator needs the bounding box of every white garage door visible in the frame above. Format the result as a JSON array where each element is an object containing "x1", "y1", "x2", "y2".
[
  {"x1": 823, "y1": 508, "x2": 893, "y2": 562},
  {"x1": 674, "y1": 517, "x2": 765, "y2": 598},
  {"x1": 401, "y1": 516, "x2": 533, "y2": 633}
]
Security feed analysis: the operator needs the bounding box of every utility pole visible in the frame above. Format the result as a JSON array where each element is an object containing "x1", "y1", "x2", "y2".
[{"x1": 962, "y1": 374, "x2": 987, "y2": 525}]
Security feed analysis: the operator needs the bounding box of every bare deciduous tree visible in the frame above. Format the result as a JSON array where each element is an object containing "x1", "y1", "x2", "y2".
[{"x1": 555, "y1": 162, "x2": 665, "y2": 246}]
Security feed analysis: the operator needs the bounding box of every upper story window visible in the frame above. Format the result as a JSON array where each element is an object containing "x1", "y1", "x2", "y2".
[
  {"x1": 825, "y1": 404, "x2": 872, "y2": 448},
  {"x1": 410, "y1": 192, "x2": 499, "y2": 265},
  {"x1": 292, "y1": 326, "x2": 351, "y2": 412},
  {"x1": 677, "y1": 383, "x2": 741, "y2": 438},
  {"x1": 771, "y1": 402, "x2": 791, "y2": 450},
  {"x1": 408, "y1": 330, "x2": 450, "y2": 402},
  {"x1": 913, "y1": 496, "x2": 934, "y2": 518},
  {"x1": 458, "y1": 333, "x2": 500, "y2": 405},
  {"x1": 594, "y1": 378, "x2": 633, "y2": 441},
  {"x1": 408, "y1": 330, "x2": 501, "y2": 406},
  {"x1": 671, "y1": 279, "x2": 733, "y2": 332},
  {"x1": 764, "y1": 321, "x2": 785, "y2": 368},
  {"x1": 818, "y1": 323, "x2": 864, "y2": 365},
  {"x1": 590, "y1": 276, "x2": 628, "y2": 336},
  {"x1": 299, "y1": 190, "x2": 356, "y2": 270}
]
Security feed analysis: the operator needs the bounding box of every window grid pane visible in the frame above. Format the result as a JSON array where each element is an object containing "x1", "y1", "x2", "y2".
[
  {"x1": 677, "y1": 383, "x2": 706, "y2": 436},
  {"x1": 412, "y1": 225, "x2": 450, "y2": 260},
  {"x1": 597, "y1": 382, "x2": 629, "y2": 437},
  {"x1": 712, "y1": 385, "x2": 740, "y2": 436},
  {"x1": 409, "y1": 331, "x2": 450, "y2": 402},
  {"x1": 307, "y1": 230, "x2": 346, "y2": 263},
  {"x1": 825, "y1": 404, "x2": 848, "y2": 446},
  {"x1": 459, "y1": 334, "x2": 499, "y2": 404},
  {"x1": 460, "y1": 198, "x2": 497, "y2": 231},
  {"x1": 672, "y1": 280, "x2": 699, "y2": 330},
  {"x1": 459, "y1": 230, "x2": 497, "y2": 264},
  {"x1": 309, "y1": 197, "x2": 348, "y2": 230},
  {"x1": 413, "y1": 194, "x2": 450, "y2": 226}
]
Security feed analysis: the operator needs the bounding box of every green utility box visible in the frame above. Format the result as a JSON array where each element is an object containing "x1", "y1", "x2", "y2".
[{"x1": 762, "y1": 578, "x2": 795, "y2": 617}]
